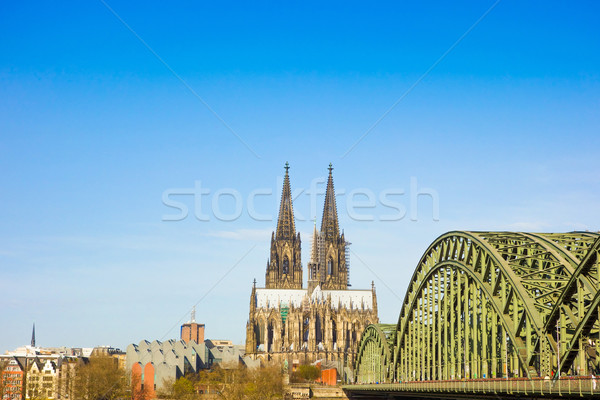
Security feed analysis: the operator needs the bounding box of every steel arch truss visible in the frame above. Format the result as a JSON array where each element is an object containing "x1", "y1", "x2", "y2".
[
  {"x1": 544, "y1": 236, "x2": 600, "y2": 378},
  {"x1": 388, "y1": 231, "x2": 600, "y2": 382},
  {"x1": 355, "y1": 324, "x2": 396, "y2": 384}
]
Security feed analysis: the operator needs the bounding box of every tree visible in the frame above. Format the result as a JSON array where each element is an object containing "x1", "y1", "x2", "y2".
[
  {"x1": 157, "y1": 376, "x2": 196, "y2": 400},
  {"x1": 172, "y1": 377, "x2": 196, "y2": 399},
  {"x1": 291, "y1": 364, "x2": 320, "y2": 383},
  {"x1": 243, "y1": 365, "x2": 284, "y2": 400},
  {"x1": 72, "y1": 355, "x2": 126, "y2": 400},
  {"x1": 196, "y1": 364, "x2": 284, "y2": 400}
]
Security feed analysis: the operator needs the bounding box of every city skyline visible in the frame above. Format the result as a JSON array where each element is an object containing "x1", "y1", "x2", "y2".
[{"x1": 1, "y1": 1, "x2": 599, "y2": 352}]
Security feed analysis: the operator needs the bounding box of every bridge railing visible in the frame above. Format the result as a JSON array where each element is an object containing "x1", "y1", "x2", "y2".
[{"x1": 345, "y1": 376, "x2": 600, "y2": 396}]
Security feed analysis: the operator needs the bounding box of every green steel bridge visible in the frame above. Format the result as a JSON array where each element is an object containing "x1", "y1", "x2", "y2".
[{"x1": 346, "y1": 231, "x2": 600, "y2": 399}]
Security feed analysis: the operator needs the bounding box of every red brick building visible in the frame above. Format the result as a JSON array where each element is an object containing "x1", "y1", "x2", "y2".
[
  {"x1": 2, "y1": 357, "x2": 25, "y2": 400},
  {"x1": 180, "y1": 307, "x2": 205, "y2": 345}
]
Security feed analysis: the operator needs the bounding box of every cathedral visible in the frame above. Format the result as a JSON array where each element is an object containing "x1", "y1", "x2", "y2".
[{"x1": 245, "y1": 163, "x2": 379, "y2": 367}]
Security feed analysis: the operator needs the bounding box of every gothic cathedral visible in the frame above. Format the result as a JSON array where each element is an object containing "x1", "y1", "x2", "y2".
[{"x1": 245, "y1": 163, "x2": 379, "y2": 368}]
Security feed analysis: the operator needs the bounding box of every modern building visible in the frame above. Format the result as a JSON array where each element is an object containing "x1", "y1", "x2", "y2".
[
  {"x1": 245, "y1": 164, "x2": 379, "y2": 367},
  {"x1": 180, "y1": 307, "x2": 205, "y2": 345},
  {"x1": 126, "y1": 317, "x2": 258, "y2": 397}
]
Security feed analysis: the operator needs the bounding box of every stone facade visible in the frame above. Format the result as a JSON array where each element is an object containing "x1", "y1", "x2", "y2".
[
  {"x1": 26, "y1": 359, "x2": 57, "y2": 399},
  {"x1": 245, "y1": 164, "x2": 378, "y2": 367}
]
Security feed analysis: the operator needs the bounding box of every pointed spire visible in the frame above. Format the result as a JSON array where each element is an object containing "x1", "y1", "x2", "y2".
[
  {"x1": 276, "y1": 162, "x2": 296, "y2": 240},
  {"x1": 190, "y1": 306, "x2": 196, "y2": 323},
  {"x1": 31, "y1": 323, "x2": 36, "y2": 347},
  {"x1": 321, "y1": 163, "x2": 339, "y2": 240}
]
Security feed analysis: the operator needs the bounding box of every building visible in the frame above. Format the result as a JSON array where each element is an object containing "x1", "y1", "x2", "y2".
[
  {"x1": 245, "y1": 164, "x2": 379, "y2": 368},
  {"x1": 126, "y1": 339, "x2": 253, "y2": 396},
  {"x1": 1, "y1": 338, "x2": 120, "y2": 400},
  {"x1": 25, "y1": 359, "x2": 58, "y2": 399},
  {"x1": 126, "y1": 319, "x2": 256, "y2": 397},
  {"x1": 2, "y1": 358, "x2": 25, "y2": 400},
  {"x1": 90, "y1": 346, "x2": 126, "y2": 370},
  {"x1": 126, "y1": 338, "x2": 207, "y2": 397},
  {"x1": 180, "y1": 307, "x2": 205, "y2": 345}
]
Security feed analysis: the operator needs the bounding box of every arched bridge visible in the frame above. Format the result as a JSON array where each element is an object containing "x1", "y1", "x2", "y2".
[{"x1": 348, "y1": 231, "x2": 600, "y2": 398}]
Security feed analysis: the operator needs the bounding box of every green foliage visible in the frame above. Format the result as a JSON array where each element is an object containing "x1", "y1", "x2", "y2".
[
  {"x1": 157, "y1": 376, "x2": 198, "y2": 400},
  {"x1": 173, "y1": 377, "x2": 195, "y2": 399}
]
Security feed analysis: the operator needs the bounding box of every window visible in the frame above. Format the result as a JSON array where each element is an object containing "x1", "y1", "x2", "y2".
[{"x1": 282, "y1": 256, "x2": 289, "y2": 275}]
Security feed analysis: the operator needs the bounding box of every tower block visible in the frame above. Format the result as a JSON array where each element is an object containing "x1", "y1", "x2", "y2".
[{"x1": 181, "y1": 307, "x2": 205, "y2": 344}]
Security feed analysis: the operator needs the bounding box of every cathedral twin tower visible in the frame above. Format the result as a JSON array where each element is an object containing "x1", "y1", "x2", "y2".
[
  {"x1": 265, "y1": 162, "x2": 348, "y2": 292},
  {"x1": 246, "y1": 163, "x2": 378, "y2": 366}
]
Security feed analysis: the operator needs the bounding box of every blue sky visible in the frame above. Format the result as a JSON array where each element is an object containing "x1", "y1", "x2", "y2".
[{"x1": 1, "y1": 1, "x2": 599, "y2": 351}]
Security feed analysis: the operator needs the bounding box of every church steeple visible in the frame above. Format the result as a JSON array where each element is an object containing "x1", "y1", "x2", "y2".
[
  {"x1": 265, "y1": 163, "x2": 302, "y2": 289},
  {"x1": 276, "y1": 162, "x2": 295, "y2": 240},
  {"x1": 319, "y1": 163, "x2": 348, "y2": 290},
  {"x1": 321, "y1": 163, "x2": 339, "y2": 241},
  {"x1": 31, "y1": 323, "x2": 36, "y2": 347}
]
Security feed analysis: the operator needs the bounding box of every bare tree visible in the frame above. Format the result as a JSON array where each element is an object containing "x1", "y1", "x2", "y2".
[
  {"x1": 72, "y1": 356, "x2": 126, "y2": 400},
  {"x1": 196, "y1": 364, "x2": 284, "y2": 400}
]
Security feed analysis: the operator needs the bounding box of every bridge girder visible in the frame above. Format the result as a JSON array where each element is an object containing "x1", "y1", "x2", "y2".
[
  {"x1": 354, "y1": 231, "x2": 600, "y2": 384},
  {"x1": 543, "y1": 236, "x2": 600, "y2": 378},
  {"x1": 355, "y1": 324, "x2": 395, "y2": 384}
]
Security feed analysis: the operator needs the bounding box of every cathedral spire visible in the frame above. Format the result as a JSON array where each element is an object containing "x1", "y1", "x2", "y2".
[
  {"x1": 276, "y1": 162, "x2": 296, "y2": 240},
  {"x1": 266, "y1": 162, "x2": 302, "y2": 289},
  {"x1": 31, "y1": 323, "x2": 35, "y2": 347},
  {"x1": 321, "y1": 163, "x2": 339, "y2": 241}
]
